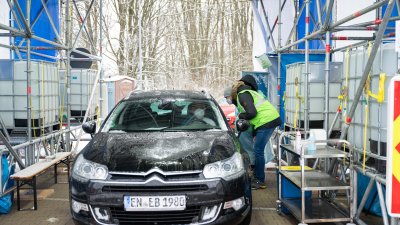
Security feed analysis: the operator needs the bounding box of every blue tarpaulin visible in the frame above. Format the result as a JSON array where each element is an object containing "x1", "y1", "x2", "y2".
[
  {"x1": 268, "y1": 53, "x2": 326, "y2": 126},
  {"x1": 382, "y1": 2, "x2": 399, "y2": 35},
  {"x1": 357, "y1": 172, "x2": 385, "y2": 216},
  {"x1": 0, "y1": 154, "x2": 13, "y2": 214},
  {"x1": 296, "y1": 0, "x2": 327, "y2": 50},
  {"x1": 240, "y1": 71, "x2": 270, "y2": 99},
  {"x1": 14, "y1": 0, "x2": 60, "y2": 62}
]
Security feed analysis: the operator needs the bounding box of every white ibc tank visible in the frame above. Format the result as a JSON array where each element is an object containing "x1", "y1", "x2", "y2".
[
  {"x1": 285, "y1": 62, "x2": 342, "y2": 130},
  {"x1": 59, "y1": 69, "x2": 99, "y2": 120},
  {"x1": 0, "y1": 60, "x2": 60, "y2": 131},
  {"x1": 344, "y1": 43, "x2": 397, "y2": 157}
]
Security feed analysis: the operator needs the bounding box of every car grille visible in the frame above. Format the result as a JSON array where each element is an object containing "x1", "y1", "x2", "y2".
[
  {"x1": 109, "y1": 206, "x2": 201, "y2": 224},
  {"x1": 102, "y1": 184, "x2": 208, "y2": 193},
  {"x1": 109, "y1": 173, "x2": 202, "y2": 181}
]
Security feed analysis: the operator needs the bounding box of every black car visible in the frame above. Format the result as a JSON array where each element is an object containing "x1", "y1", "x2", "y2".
[{"x1": 70, "y1": 90, "x2": 252, "y2": 225}]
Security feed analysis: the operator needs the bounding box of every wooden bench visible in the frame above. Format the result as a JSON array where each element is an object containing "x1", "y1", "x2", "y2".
[{"x1": 10, "y1": 152, "x2": 71, "y2": 210}]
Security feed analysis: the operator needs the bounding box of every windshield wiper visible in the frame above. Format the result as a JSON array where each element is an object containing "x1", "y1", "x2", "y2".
[
  {"x1": 158, "y1": 127, "x2": 187, "y2": 131},
  {"x1": 108, "y1": 129, "x2": 127, "y2": 133},
  {"x1": 205, "y1": 128, "x2": 222, "y2": 131}
]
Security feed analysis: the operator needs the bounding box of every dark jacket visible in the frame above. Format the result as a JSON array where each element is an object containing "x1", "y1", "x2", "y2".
[{"x1": 233, "y1": 83, "x2": 281, "y2": 130}]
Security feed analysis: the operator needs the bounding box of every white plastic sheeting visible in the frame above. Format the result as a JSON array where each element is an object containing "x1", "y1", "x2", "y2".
[
  {"x1": 252, "y1": 0, "x2": 295, "y2": 71},
  {"x1": 0, "y1": 1, "x2": 10, "y2": 59},
  {"x1": 252, "y1": 1, "x2": 378, "y2": 63},
  {"x1": 334, "y1": 0, "x2": 376, "y2": 45}
]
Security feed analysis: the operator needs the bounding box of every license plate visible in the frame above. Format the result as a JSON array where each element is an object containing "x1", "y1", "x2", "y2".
[{"x1": 124, "y1": 195, "x2": 186, "y2": 211}]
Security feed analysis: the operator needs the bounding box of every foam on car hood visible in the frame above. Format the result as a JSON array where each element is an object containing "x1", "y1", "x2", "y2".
[{"x1": 82, "y1": 131, "x2": 238, "y2": 172}]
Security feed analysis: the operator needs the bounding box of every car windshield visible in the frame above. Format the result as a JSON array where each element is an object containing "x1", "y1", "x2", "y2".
[{"x1": 102, "y1": 98, "x2": 227, "y2": 132}]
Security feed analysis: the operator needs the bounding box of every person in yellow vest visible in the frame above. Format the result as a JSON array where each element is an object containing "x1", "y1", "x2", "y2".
[{"x1": 228, "y1": 80, "x2": 281, "y2": 189}]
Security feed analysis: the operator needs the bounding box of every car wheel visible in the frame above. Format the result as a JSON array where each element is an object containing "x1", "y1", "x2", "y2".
[{"x1": 239, "y1": 206, "x2": 252, "y2": 225}]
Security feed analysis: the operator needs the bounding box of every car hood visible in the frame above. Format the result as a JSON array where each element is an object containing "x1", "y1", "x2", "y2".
[{"x1": 82, "y1": 131, "x2": 238, "y2": 172}]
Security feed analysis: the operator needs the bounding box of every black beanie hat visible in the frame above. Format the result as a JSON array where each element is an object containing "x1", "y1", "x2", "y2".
[{"x1": 240, "y1": 75, "x2": 258, "y2": 91}]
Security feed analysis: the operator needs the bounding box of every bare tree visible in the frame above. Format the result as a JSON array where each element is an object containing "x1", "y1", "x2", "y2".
[{"x1": 101, "y1": 0, "x2": 254, "y2": 97}]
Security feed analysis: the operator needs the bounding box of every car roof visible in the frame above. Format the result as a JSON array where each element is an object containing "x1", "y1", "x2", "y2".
[{"x1": 126, "y1": 90, "x2": 212, "y2": 101}]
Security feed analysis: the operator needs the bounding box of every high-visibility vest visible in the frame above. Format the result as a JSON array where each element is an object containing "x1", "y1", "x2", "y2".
[{"x1": 236, "y1": 89, "x2": 280, "y2": 129}]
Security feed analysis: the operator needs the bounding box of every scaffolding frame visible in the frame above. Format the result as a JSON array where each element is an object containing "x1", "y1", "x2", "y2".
[
  {"x1": 253, "y1": 0, "x2": 400, "y2": 225},
  {"x1": 0, "y1": 0, "x2": 103, "y2": 196}
]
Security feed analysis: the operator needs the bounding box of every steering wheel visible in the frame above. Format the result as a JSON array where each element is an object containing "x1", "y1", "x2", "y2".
[{"x1": 139, "y1": 106, "x2": 159, "y2": 127}]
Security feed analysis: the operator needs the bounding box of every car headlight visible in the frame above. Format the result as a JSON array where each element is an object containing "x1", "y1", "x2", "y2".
[
  {"x1": 203, "y1": 152, "x2": 244, "y2": 179},
  {"x1": 72, "y1": 154, "x2": 108, "y2": 181}
]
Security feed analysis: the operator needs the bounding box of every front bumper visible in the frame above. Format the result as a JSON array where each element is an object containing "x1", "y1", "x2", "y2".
[{"x1": 70, "y1": 173, "x2": 251, "y2": 225}]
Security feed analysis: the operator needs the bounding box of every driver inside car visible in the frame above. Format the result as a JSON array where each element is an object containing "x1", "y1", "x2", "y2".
[{"x1": 185, "y1": 102, "x2": 216, "y2": 126}]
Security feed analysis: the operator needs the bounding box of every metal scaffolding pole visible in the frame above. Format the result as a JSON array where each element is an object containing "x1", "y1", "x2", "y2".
[
  {"x1": 6, "y1": 0, "x2": 22, "y2": 30},
  {"x1": 65, "y1": 0, "x2": 72, "y2": 152},
  {"x1": 0, "y1": 132, "x2": 25, "y2": 169},
  {"x1": 271, "y1": 0, "x2": 287, "y2": 35},
  {"x1": 285, "y1": 3, "x2": 305, "y2": 46},
  {"x1": 334, "y1": 26, "x2": 395, "y2": 31},
  {"x1": 14, "y1": 0, "x2": 32, "y2": 36},
  {"x1": 71, "y1": 0, "x2": 95, "y2": 51},
  {"x1": 252, "y1": 0, "x2": 271, "y2": 53},
  {"x1": 40, "y1": 0, "x2": 60, "y2": 41},
  {"x1": 331, "y1": 37, "x2": 395, "y2": 53},
  {"x1": 137, "y1": 0, "x2": 143, "y2": 89},
  {"x1": 324, "y1": 0, "x2": 333, "y2": 137},
  {"x1": 25, "y1": 0, "x2": 34, "y2": 167},
  {"x1": 19, "y1": 49, "x2": 58, "y2": 60},
  {"x1": 0, "y1": 23, "x2": 25, "y2": 36},
  {"x1": 72, "y1": 64, "x2": 103, "y2": 155},
  {"x1": 304, "y1": 0, "x2": 310, "y2": 132},
  {"x1": 31, "y1": 35, "x2": 67, "y2": 49},
  {"x1": 315, "y1": 36, "x2": 376, "y2": 41},
  {"x1": 279, "y1": 0, "x2": 388, "y2": 52},
  {"x1": 71, "y1": 48, "x2": 102, "y2": 60},
  {"x1": 72, "y1": 0, "x2": 97, "y2": 53},
  {"x1": 0, "y1": 0, "x2": 102, "y2": 185},
  {"x1": 331, "y1": 0, "x2": 388, "y2": 28},
  {"x1": 376, "y1": 180, "x2": 390, "y2": 225},
  {"x1": 260, "y1": 0, "x2": 276, "y2": 51},
  {"x1": 99, "y1": 0, "x2": 104, "y2": 119},
  {"x1": 277, "y1": 0, "x2": 282, "y2": 121},
  {"x1": 324, "y1": 23, "x2": 330, "y2": 137}
]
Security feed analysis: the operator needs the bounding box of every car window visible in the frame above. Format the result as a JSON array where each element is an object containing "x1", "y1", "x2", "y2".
[{"x1": 102, "y1": 98, "x2": 227, "y2": 132}]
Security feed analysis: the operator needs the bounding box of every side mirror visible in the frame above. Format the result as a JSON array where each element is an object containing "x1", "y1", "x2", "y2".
[
  {"x1": 82, "y1": 121, "x2": 96, "y2": 134},
  {"x1": 236, "y1": 119, "x2": 250, "y2": 132}
]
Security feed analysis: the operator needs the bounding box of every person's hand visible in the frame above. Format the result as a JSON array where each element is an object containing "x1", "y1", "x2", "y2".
[{"x1": 236, "y1": 119, "x2": 250, "y2": 132}]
